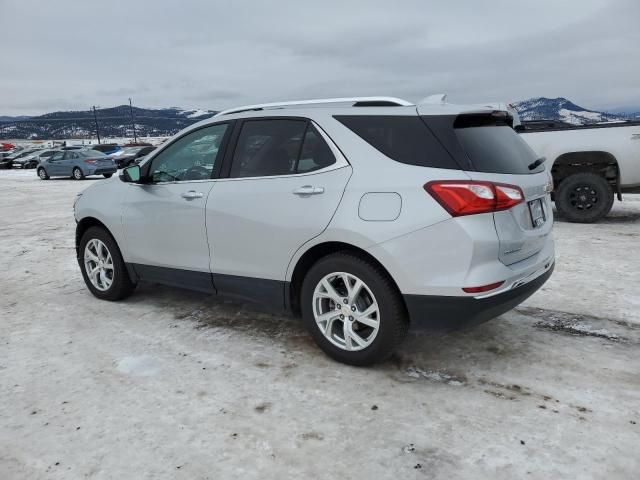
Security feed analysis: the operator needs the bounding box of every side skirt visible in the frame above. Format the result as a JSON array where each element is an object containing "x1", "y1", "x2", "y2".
[
  {"x1": 127, "y1": 263, "x2": 287, "y2": 311},
  {"x1": 130, "y1": 263, "x2": 216, "y2": 294}
]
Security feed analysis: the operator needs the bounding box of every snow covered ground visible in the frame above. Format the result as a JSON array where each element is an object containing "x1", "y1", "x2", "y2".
[{"x1": 1, "y1": 170, "x2": 638, "y2": 479}]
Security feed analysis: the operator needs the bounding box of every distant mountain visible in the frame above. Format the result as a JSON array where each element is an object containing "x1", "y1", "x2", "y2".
[
  {"x1": 512, "y1": 97, "x2": 639, "y2": 125},
  {"x1": 0, "y1": 105, "x2": 218, "y2": 140},
  {"x1": 0, "y1": 115, "x2": 31, "y2": 122}
]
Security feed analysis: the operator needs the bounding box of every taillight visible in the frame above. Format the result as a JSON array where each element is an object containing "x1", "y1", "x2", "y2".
[
  {"x1": 84, "y1": 159, "x2": 98, "y2": 165},
  {"x1": 424, "y1": 181, "x2": 523, "y2": 216}
]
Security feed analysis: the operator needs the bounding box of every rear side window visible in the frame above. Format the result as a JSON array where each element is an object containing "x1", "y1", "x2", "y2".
[
  {"x1": 230, "y1": 120, "x2": 336, "y2": 178},
  {"x1": 334, "y1": 115, "x2": 459, "y2": 169},
  {"x1": 453, "y1": 115, "x2": 543, "y2": 174}
]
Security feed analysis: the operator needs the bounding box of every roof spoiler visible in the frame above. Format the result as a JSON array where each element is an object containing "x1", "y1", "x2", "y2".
[{"x1": 419, "y1": 94, "x2": 447, "y2": 105}]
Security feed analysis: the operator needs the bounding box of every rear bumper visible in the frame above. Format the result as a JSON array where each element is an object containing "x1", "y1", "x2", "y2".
[
  {"x1": 404, "y1": 262, "x2": 554, "y2": 331},
  {"x1": 88, "y1": 167, "x2": 117, "y2": 175}
]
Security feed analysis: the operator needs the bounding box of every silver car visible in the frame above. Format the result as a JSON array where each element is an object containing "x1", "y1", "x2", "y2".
[
  {"x1": 73, "y1": 97, "x2": 555, "y2": 365},
  {"x1": 38, "y1": 149, "x2": 117, "y2": 180}
]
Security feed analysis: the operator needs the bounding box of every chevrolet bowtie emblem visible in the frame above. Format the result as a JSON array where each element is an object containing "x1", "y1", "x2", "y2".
[{"x1": 544, "y1": 181, "x2": 554, "y2": 193}]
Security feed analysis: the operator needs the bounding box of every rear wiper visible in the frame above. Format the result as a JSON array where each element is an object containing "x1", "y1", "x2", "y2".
[{"x1": 528, "y1": 157, "x2": 546, "y2": 170}]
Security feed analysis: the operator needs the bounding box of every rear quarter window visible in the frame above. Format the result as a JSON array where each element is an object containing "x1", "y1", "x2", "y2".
[{"x1": 334, "y1": 115, "x2": 460, "y2": 170}]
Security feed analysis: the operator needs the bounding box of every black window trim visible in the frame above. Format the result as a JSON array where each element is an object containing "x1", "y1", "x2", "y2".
[
  {"x1": 218, "y1": 115, "x2": 345, "y2": 180},
  {"x1": 141, "y1": 120, "x2": 234, "y2": 184}
]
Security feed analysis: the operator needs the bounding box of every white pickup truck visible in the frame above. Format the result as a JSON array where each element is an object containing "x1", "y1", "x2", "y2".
[{"x1": 515, "y1": 119, "x2": 640, "y2": 222}]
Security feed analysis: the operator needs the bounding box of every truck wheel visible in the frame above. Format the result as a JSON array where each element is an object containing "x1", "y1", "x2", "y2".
[{"x1": 555, "y1": 172, "x2": 614, "y2": 223}]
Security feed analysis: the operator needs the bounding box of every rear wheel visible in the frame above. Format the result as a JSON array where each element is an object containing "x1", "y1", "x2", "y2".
[
  {"x1": 37, "y1": 168, "x2": 49, "y2": 180},
  {"x1": 301, "y1": 252, "x2": 408, "y2": 366},
  {"x1": 103, "y1": 173, "x2": 113, "y2": 178},
  {"x1": 72, "y1": 167, "x2": 84, "y2": 180},
  {"x1": 79, "y1": 226, "x2": 136, "y2": 300},
  {"x1": 555, "y1": 172, "x2": 613, "y2": 223}
]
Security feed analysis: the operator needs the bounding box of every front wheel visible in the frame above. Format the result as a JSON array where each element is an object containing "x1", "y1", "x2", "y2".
[
  {"x1": 79, "y1": 226, "x2": 137, "y2": 301},
  {"x1": 103, "y1": 173, "x2": 113, "y2": 178},
  {"x1": 555, "y1": 172, "x2": 614, "y2": 223},
  {"x1": 72, "y1": 167, "x2": 85, "y2": 180},
  {"x1": 301, "y1": 252, "x2": 408, "y2": 366},
  {"x1": 37, "y1": 168, "x2": 49, "y2": 180}
]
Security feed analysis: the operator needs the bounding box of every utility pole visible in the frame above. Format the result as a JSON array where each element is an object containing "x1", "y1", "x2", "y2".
[
  {"x1": 128, "y1": 98, "x2": 138, "y2": 143},
  {"x1": 92, "y1": 106, "x2": 101, "y2": 144}
]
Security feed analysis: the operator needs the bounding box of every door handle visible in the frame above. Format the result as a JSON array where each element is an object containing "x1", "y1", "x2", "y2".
[
  {"x1": 181, "y1": 190, "x2": 204, "y2": 200},
  {"x1": 293, "y1": 185, "x2": 324, "y2": 196}
]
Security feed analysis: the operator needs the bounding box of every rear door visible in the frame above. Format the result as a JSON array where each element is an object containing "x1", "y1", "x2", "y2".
[
  {"x1": 206, "y1": 118, "x2": 351, "y2": 294},
  {"x1": 431, "y1": 113, "x2": 553, "y2": 265}
]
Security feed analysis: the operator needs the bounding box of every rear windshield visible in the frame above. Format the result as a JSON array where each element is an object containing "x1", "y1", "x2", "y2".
[
  {"x1": 454, "y1": 116, "x2": 543, "y2": 174},
  {"x1": 83, "y1": 150, "x2": 107, "y2": 157},
  {"x1": 334, "y1": 115, "x2": 460, "y2": 170}
]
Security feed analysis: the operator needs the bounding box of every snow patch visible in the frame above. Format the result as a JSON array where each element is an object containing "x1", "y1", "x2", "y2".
[
  {"x1": 406, "y1": 367, "x2": 466, "y2": 385},
  {"x1": 116, "y1": 355, "x2": 160, "y2": 376}
]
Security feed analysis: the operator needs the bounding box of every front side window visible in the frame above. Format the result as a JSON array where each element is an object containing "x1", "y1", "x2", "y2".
[
  {"x1": 50, "y1": 152, "x2": 64, "y2": 162},
  {"x1": 230, "y1": 120, "x2": 336, "y2": 178},
  {"x1": 149, "y1": 123, "x2": 228, "y2": 182}
]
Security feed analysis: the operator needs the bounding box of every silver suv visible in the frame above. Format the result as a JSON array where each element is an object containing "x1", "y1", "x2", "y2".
[{"x1": 74, "y1": 97, "x2": 555, "y2": 365}]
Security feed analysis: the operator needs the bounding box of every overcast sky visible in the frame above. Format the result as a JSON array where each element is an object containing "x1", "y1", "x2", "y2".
[{"x1": 1, "y1": 0, "x2": 639, "y2": 115}]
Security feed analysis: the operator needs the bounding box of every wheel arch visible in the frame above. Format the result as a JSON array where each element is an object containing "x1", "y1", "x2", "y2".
[
  {"x1": 287, "y1": 240, "x2": 406, "y2": 317},
  {"x1": 551, "y1": 150, "x2": 620, "y2": 200},
  {"x1": 75, "y1": 217, "x2": 111, "y2": 257}
]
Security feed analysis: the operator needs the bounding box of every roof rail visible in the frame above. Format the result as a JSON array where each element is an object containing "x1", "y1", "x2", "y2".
[{"x1": 215, "y1": 96, "x2": 413, "y2": 116}]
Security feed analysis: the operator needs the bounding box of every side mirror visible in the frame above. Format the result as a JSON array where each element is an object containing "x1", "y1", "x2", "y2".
[{"x1": 121, "y1": 164, "x2": 141, "y2": 183}]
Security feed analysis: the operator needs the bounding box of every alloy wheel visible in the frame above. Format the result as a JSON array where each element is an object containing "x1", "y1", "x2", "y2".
[
  {"x1": 312, "y1": 272, "x2": 380, "y2": 351},
  {"x1": 84, "y1": 238, "x2": 114, "y2": 291}
]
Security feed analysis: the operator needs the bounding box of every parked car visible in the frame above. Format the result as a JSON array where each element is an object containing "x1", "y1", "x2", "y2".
[
  {"x1": 519, "y1": 120, "x2": 640, "y2": 222},
  {"x1": 90, "y1": 144, "x2": 122, "y2": 155},
  {"x1": 12, "y1": 149, "x2": 57, "y2": 169},
  {"x1": 111, "y1": 146, "x2": 156, "y2": 169},
  {"x1": 1, "y1": 149, "x2": 38, "y2": 169},
  {"x1": 74, "y1": 96, "x2": 555, "y2": 365},
  {"x1": 38, "y1": 149, "x2": 116, "y2": 180}
]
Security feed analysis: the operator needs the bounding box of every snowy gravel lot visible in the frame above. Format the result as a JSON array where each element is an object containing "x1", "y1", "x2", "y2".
[{"x1": 1, "y1": 169, "x2": 639, "y2": 479}]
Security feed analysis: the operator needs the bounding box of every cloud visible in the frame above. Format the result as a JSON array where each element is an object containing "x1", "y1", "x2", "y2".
[{"x1": 0, "y1": 0, "x2": 638, "y2": 114}]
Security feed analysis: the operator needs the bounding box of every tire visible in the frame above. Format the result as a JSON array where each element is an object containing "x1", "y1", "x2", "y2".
[
  {"x1": 37, "y1": 168, "x2": 49, "y2": 180},
  {"x1": 78, "y1": 226, "x2": 136, "y2": 301},
  {"x1": 555, "y1": 172, "x2": 614, "y2": 223},
  {"x1": 72, "y1": 167, "x2": 85, "y2": 180},
  {"x1": 300, "y1": 252, "x2": 408, "y2": 366},
  {"x1": 103, "y1": 173, "x2": 113, "y2": 178}
]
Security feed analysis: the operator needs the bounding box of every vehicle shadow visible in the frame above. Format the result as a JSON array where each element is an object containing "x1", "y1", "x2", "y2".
[{"x1": 126, "y1": 282, "x2": 533, "y2": 374}]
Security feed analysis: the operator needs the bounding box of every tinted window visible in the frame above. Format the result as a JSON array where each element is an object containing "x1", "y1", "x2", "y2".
[
  {"x1": 455, "y1": 125, "x2": 542, "y2": 174},
  {"x1": 334, "y1": 115, "x2": 459, "y2": 169},
  {"x1": 50, "y1": 152, "x2": 64, "y2": 162},
  {"x1": 82, "y1": 150, "x2": 106, "y2": 157},
  {"x1": 149, "y1": 123, "x2": 228, "y2": 182},
  {"x1": 296, "y1": 124, "x2": 336, "y2": 174},
  {"x1": 230, "y1": 120, "x2": 307, "y2": 178}
]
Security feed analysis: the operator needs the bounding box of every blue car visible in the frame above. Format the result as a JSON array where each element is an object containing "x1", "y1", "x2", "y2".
[{"x1": 37, "y1": 149, "x2": 117, "y2": 180}]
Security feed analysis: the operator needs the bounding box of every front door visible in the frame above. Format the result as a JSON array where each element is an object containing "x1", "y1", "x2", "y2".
[
  {"x1": 206, "y1": 118, "x2": 351, "y2": 302},
  {"x1": 47, "y1": 151, "x2": 65, "y2": 175},
  {"x1": 121, "y1": 123, "x2": 231, "y2": 292}
]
